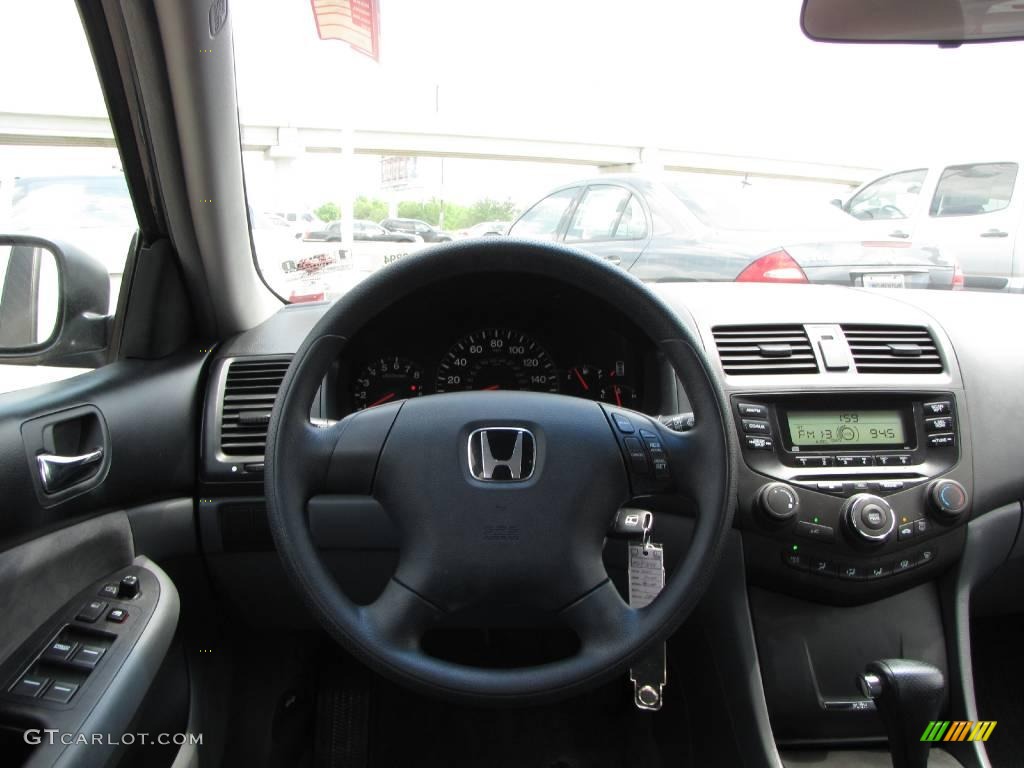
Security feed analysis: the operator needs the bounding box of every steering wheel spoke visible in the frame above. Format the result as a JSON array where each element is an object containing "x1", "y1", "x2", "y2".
[
  {"x1": 561, "y1": 580, "x2": 640, "y2": 652},
  {"x1": 359, "y1": 578, "x2": 444, "y2": 650}
]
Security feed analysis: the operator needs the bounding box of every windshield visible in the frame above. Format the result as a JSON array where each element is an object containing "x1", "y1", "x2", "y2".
[{"x1": 232, "y1": 1, "x2": 1024, "y2": 299}]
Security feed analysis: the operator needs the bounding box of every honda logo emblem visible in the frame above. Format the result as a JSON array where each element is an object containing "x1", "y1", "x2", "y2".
[{"x1": 468, "y1": 428, "x2": 535, "y2": 482}]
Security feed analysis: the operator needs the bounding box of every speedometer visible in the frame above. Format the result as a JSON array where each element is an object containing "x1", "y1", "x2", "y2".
[{"x1": 435, "y1": 328, "x2": 559, "y2": 393}]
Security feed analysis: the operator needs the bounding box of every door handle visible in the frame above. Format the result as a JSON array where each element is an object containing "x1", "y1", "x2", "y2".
[
  {"x1": 980, "y1": 229, "x2": 1008, "y2": 238},
  {"x1": 603, "y1": 255, "x2": 623, "y2": 266},
  {"x1": 888, "y1": 230, "x2": 910, "y2": 239},
  {"x1": 37, "y1": 448, "x2": 104, "y2": 493}
]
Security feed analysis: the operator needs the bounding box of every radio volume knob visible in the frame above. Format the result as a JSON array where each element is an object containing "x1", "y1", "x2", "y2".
[
  {"x1": 927, "y1": 479, "x2": 968, "y2": 522},
  {"x1": 842, "y1": 494, "x2": 896, "y2": 545},
  {"x1": 757, "y1": 482, "x2": 800, "y2": 522}
]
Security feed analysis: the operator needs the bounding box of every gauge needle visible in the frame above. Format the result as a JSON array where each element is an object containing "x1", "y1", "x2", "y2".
[
  {"x1": 483, "y1": 384, "x2": 501, "y2": 391},
  {"x1": 614, "y1": 385, "x2": 622, "y2": 407},
  {"x1": 368, "y1": 392, "x2": 396, "y2": 407},
  {"x1": 572, "y1": 367, "x2": 589, "y2": 391}
]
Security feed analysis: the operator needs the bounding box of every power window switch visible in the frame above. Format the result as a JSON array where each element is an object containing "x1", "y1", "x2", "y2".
[
  {"x1": 69, "y1": 644, "x2": 106, "y2": 671},
  {"x1": 41, "y1": 638, "x2": 78, "y2": 664},
  {"x1": 10, "y1": 675, "x2": 49, "y2": 698},
  {"x1": 42, "y1": 681, "x2": 78, "y2": 704}
]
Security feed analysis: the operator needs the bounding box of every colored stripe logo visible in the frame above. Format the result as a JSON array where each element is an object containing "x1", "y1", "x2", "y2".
[{"x1": 921, "y1": 721, "x2": 996, "y2": 742}]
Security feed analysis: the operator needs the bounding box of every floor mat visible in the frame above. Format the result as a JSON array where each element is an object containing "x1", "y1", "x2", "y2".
[
  {"x1": 315, "y1": 656, "x2": 692, "y2": 768},
  {"x1": 367, "y1": 676, "x2": 664, "y2": 768},
  {"x1": 971, "y1": 614, "x2": 1024, "y2": 768}
]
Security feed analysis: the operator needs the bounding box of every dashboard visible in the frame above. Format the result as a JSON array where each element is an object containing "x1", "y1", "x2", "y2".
[{"x1": 320, "y1": 275, "x2": 664, "y2": 419}]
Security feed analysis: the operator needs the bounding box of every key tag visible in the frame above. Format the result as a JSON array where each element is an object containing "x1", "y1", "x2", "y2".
[{"x1": 628, "y1": 533, "x2": 667, "y2": 710}]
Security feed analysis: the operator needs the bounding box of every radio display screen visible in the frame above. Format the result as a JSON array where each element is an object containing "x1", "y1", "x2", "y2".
[{"x1": 787, "y1": 410, "x2": 906, "y2": 447}]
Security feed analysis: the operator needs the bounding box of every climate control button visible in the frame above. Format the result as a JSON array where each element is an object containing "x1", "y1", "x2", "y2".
[
  {"x1": 842, "y1": 494, "x2": 896, "y2": 545},
  {"x1": 927, "y1": 479, "x2": 968, "y2": 522},
  {"x1": 757, "y1": 482, "x2": 800, "y2": 522}
]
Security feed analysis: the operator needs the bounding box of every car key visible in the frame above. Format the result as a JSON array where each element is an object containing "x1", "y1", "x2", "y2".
[{"x1": 628, "y1": 541, "x2": 667, "y2": 711}]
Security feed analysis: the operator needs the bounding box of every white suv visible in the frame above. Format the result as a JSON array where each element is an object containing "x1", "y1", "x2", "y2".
[{"x1": 839, "y1": 160, "x2": 1023, "y2": 291}]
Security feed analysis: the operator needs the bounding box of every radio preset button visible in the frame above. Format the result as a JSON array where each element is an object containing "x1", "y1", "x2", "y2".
[
  {"x1": 738, "y1": 403, "x2": 768, "y2": 419},
  {"x1": 745, "y1": 436, "x2": 774, "y2": 451},
  {"x1": 795, "y1": 455, "x2": 833, "y2": 468},
  {"x1": 836, "y1": 455, "x2": 874, "y2": 468},
  {"x1": 742, "y1": 419, "x2": 771, "y2": 435},
  {"x1": 925, "y1": 416, "x2": 954, "y2": 433},
  {"x1": 923, "y1": 401, "x2": 951, "y2": 416}
]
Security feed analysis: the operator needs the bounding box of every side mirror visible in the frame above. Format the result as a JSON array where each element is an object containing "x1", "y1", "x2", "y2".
[
  {"x1": 830, "y1": 198, "x2": 845, "y2": 209},
  {"x1": 0, "y1": 235, "x2": 111, "y2": 368}
]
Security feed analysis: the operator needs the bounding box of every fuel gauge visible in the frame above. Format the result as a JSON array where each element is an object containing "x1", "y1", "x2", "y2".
[{"x1": 563, "y1": 364, "x2": 604, "y2": 399}]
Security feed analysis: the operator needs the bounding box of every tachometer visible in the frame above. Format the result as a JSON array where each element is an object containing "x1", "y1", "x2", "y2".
[
  {"x1": 435, "y1": 329, "x2": 559, "y2": 393},
  {"x1": 352, "y1": 356, "x2": 425, "y2": 410}
]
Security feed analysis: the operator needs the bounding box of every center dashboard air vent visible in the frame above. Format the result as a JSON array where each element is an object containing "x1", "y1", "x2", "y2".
[
  {"x1": 219, "y1": 356, "x2": 292, "y2": 457},
  {"x1": 841, "y1": 325, "x2": 943, "y2": 374},
  {"x1": 712, "y1": 325, "x2": 819, "y2": 375}
]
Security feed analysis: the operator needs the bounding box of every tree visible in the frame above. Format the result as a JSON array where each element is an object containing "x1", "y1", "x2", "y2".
[
  {"x1": 353, "y1": 196, "x2": 388, "y2": 222},
  {"x1": 466, "y1": 198, "x2": 518, "y2": 225},
  {"x1": 315, "y1": 202, "x2": 339, "y2": 222}
]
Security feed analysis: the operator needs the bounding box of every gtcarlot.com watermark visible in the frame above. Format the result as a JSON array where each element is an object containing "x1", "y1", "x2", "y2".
[{"x1": 24, "y1": 730, "x2": 202, "y2": 747}]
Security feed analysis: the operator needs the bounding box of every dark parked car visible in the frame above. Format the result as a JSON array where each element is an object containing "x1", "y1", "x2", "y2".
[
  {"x1": 508, "y1": 175, "x2": 963, "y2": 289},
  {"x1": 303, "y1": 219, "x2": 422, "y2": 243},
  {"x1": 380, "y1": 217, "x2": 453, "y2": 242}
]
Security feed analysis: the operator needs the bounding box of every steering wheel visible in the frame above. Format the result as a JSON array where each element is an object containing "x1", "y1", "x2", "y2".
[{"x1": 265, "y1": 239, "x2": 736, "y2": 704}]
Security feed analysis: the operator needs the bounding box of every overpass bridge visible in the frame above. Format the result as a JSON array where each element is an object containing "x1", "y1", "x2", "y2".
[{"x1": 0, "y1": 110, "x2": 878, "y2": 188}]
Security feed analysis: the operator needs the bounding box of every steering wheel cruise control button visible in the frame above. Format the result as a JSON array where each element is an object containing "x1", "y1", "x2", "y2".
[{"x1": 612, "y1": 414, "x2": 635, "y2": 433}]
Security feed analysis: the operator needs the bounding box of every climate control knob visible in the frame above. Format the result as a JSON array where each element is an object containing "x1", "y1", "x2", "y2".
[
  {"x1": 928, "y1": 479, "x2": 969, "y2": 522},
  {"x1": 757, "y1": 482, "x2": 800, "y2": 522},
  {"x1": 842, "y1": 494, "x2": 896, "y2": 545}
]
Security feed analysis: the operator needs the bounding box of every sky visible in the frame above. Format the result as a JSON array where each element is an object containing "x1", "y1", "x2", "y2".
[{"x1": 2, "y1": 0, "x2": 1024, "y2": 210}]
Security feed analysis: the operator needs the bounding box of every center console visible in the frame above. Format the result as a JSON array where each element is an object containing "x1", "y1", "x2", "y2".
[{"x1": 734, "y1": 391, "x2": 971, "y2": 604}]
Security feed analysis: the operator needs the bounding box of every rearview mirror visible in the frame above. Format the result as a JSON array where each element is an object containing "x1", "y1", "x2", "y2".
[
  {"x1": 0, "y1": 235, "x2": 111, "y2": 367},
  {"x1": 801, "y1": 0, "x2": 1024, "y2": 44}
]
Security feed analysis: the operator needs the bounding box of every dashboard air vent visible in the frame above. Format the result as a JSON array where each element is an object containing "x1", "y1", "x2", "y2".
[
  {"x1": 219, "y1": 357, "x2": 292, "y2": 456},
  {"x1": 841, "y1": 325, "x2": 943, "y2": 374},
  {"x1": 712, "y1": 325, "x2": 819, "y2": 375}
]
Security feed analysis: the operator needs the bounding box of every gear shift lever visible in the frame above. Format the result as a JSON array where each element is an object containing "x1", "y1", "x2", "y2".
[{"x1": 859, "y1": 659, "x2": 945, "y2": 768}]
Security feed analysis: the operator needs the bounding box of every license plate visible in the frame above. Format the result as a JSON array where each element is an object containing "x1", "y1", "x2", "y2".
[{"x1": 862, "y1": 273, "x2": 906, "y2": 289}]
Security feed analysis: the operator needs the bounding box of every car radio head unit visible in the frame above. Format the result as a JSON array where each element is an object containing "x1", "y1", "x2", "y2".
[{"x1": 783, "y1": 408, "x2": 912, "y2": 451}]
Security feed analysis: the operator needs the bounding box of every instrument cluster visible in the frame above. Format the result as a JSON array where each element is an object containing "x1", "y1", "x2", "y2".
[{"x1": 330, "y1": 276, "x2": 658, "y2": 417}]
